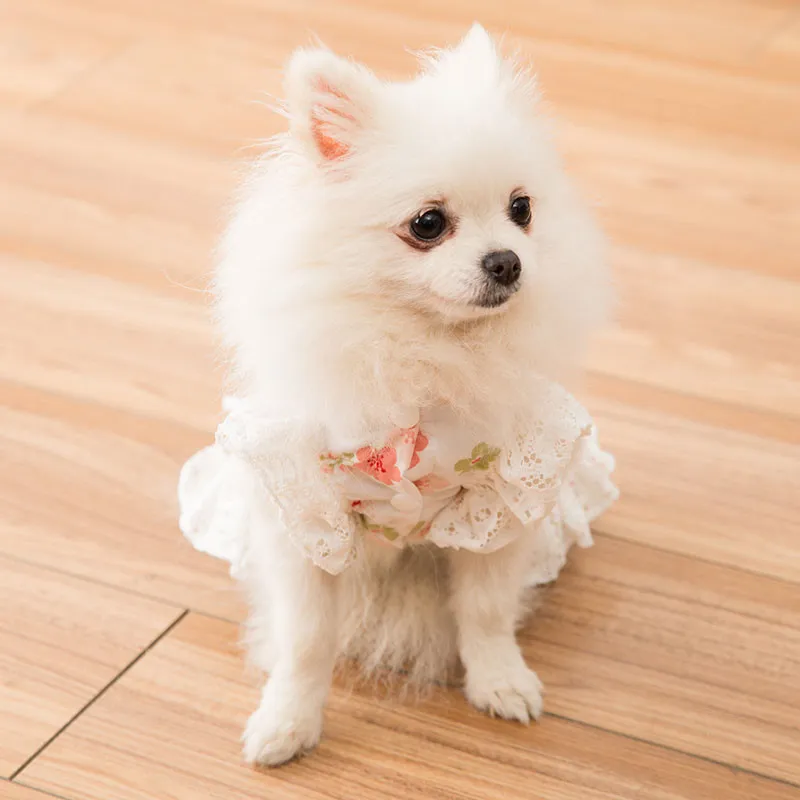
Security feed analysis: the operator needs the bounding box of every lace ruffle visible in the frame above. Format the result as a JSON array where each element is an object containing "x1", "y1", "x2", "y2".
[
  {"x1": 178, "y1": 386, "x2": 618, "y2": 581},
  {"x1": 426, "y1": 382, "x2": 599, "y2": 555},
  {"x1": 211, "y1": 408, "x2": 357, "y2": 574}
]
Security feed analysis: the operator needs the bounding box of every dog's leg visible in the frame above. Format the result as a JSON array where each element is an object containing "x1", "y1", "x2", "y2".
[
  {"x1": 242, "y1": 528, "x2": 338, "y2": 766},
  {"x1": 447, "y1": 535, "x2": 543, "y2": 723}
]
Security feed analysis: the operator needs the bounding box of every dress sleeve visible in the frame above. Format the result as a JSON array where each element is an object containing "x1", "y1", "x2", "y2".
[{"x1": 178, "y1": 404, "x2": 359, "y2": 577}]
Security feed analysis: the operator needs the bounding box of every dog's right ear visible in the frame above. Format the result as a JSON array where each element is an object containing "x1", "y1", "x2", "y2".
[{"x1": 285, "y1": 47, "x2": 380, "y2": 165}]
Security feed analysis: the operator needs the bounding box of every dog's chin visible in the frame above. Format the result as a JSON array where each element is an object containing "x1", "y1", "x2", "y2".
[
  {"x1": 473, "y1": 286, "x2": 520, "y2": 310},
  {"x1": 423, "y1": 285, "x2": 520, "y2": 322}
]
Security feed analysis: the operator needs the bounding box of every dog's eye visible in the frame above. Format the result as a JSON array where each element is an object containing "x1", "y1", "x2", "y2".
[
  {"x1": 509, "y1": 196, "x2": 532, "y2": 228},
  {"x1": 410, "y1": 209, "x2": 447, "y2": 242}
]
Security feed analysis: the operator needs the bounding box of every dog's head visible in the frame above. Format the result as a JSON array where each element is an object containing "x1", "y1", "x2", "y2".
[{"x1": 284, "y1": 24, "x2": 602, "y2": 324}]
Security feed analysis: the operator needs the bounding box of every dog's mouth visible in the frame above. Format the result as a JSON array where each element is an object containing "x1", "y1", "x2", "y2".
[
  {"x1": 409, "y1": 280, "x2": 521, "y2": 322},
  {"x1": 471, "y1": 281, "x2": 520, "y2": 309}
]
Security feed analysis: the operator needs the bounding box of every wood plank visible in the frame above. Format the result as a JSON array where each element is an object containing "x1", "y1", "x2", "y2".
[
  {"x1": 348, "y1": 0, "x2": 799, "y2": 81},
  {"x1": 0, "y1": 108, "x2": 226, "y2": 232},
  {"x1": 0, "y1": 183, "x2": 211, "y2": 292},
  {"x1": 562, "y1": 123, "x2": 800, "y2": 281},
  {"x1": 0, "y1": 257, "x2": 215, "y2": 425},
  {"x1": 23, "y1": 0, "x2": 800, "y2": 90},
  {"x1": 526, "y1": 535, "x2": 800, "y2": 782},
  {"x1": 760, "y1": 14, "x2": 800, "y2": 82},
  {"x1": 590, "y1": 246, "x2": 800, "y2": 418},
  {"x1": 18, "y1": 0, "x2": 797, "y2": 70},
  {"x1": 1, "y1": 275, "x2": 795, "y2": 626},
  {"x1": 0, "y1": 380, "x2": 245, "y2": 622},
  {"x1": 0, "y1": 556, "x2": 182, "y2": 777},
  {"x1": 589, "y1": 397, "x2": 800, "y2": 582},
  {"x1": 0, "y1": 14, "x2": 130, "y2": 110},
  {"x1": 1, "y1": 781, "x2": 61, "y2": 800},
  {"x1": 1, "y1": 0, "x2": 798, "y2": 793},
  {"x1": 311, "y1": 2, "x2": 800, "y2": 158},
  {"x1": 19, "y1": 613, "x2": 800, "y2": 800},
  {"x1": 43, "y1": 32, "x2": 283, "y2": 158},
  {"x1": 6, "y1": 36, "x2": 797, "y2": 287},
  {"x1": 586, "y1": 373, "x2": 799, "y2": 446}
]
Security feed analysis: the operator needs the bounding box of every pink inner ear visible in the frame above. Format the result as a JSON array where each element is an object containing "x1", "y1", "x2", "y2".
[
  {"x1": 310, "y1": 79, "x2": 356, "y2": 161},
  {"x1": 311, "y1": 117, "x2": 349, "y2": 160}
]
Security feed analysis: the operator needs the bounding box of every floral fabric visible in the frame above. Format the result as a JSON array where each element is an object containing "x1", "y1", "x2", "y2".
[{"x1": 178, "y1": 380, "x2": 618, "y2": 581}]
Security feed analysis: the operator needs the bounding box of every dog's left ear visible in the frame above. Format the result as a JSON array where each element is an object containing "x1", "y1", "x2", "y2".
[
  {"x1": 454, "y1": 23, "x2": 498, "y2": 63},
  {"x1": 285, "y1": 47, "x2": 380, "y2": 164}
]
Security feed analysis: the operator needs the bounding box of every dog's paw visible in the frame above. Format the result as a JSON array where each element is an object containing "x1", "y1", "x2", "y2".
[
  {"x1": 464, "y1": 660, "x2": 544, "y2": 724},
  {"x1": 242, "y1": 684, "x2": 324, "y2": 766}
]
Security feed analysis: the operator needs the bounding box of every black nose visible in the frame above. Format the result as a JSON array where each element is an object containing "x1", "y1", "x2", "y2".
[{"x1": 481, "y1": 249, "x2": 521, "y2": 286}]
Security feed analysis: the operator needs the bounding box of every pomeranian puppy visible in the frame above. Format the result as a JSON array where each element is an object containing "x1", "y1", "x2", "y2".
[{"x1": 178, "y1": 23, "x2": 615, "y2": 766}]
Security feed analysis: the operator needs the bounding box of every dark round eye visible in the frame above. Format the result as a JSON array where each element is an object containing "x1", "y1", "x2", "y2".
[
  {"x1": 410, "y1": 209, "x2": 447, "y2": 241},
  {"x1": 509, "y1": 195, "x2": 532, "y2": 228}
]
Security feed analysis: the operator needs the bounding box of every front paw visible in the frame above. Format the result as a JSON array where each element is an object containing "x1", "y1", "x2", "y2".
[
  {"x1": 464, "y1": 659, "x2": 544, "y2": 724},
  {"x1": 242, "y1": 682, "x2": 324, "y2": 766}
]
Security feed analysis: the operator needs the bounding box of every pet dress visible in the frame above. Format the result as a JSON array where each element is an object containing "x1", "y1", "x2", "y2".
[{"x1": 178, "y1": 379, "x2": 618, "y2": 585}]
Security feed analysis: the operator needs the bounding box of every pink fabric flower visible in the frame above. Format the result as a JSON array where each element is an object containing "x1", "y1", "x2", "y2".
[
  {"x1": 352, "y1": 446, "x2": 402, "y2": 485},
  {"x1": 414, "y1": 474, "x2": 452, "y2": 493},
  {"x1": 409, "y1": 430, "x2": 429, "y2": 469}
]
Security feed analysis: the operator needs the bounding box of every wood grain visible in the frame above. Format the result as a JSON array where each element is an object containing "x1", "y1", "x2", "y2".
[
  {"x1": 0, "y1": 12, "x2": 130, "y2": 111},
  {"x1": 1, "y1": 0, "x2": 799, "y2": 796},
  {"x1": 1, "y1": 781, "x2": 62, "y2": 800},
  {"x1": 590, "y1": 395, "x2": 800, "y2": 580},
  {"x1": 0, "y1": 556, "x2": 181, "y2": 777},
  {"x1": 18, "y1": 613, "x2": 800, "y2": 800},
  {"x1": 0, "y1": 380, "x2": 245, "y2": 621},
  {"x1": 526, "y1": 536, "x2": 800, "y2": 782}
]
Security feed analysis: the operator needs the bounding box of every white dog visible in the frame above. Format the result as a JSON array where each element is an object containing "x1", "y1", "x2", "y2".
[{"x1": 178, "y1": 24, "x2": 616, "y2": 766}]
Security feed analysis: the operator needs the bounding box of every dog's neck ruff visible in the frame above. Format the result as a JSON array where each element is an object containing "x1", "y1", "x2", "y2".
[{"x1": 178, "y1": 378, "x2": 618, "y2": 582}]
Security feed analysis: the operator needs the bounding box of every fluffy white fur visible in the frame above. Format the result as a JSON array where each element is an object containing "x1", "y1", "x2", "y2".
[{"x1": 213, "y1": 25, "x2": 611, "y2": 766}]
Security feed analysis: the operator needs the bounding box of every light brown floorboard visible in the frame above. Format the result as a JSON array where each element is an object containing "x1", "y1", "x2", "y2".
[
  {"x1": 527, "y1": 536, "x2": 800, "y2": 783},
  {"x1": 1, "y1": 0, "x2": 798, "y2": 796},
  {"x1": 18, "y1": 613, "x2": 800, "y2": 800},
  {"x1": 1, "y1": 780, "x2": 63, "y2": 800},
  {"x1": 0, "y1": 555, "x2": 182, "y2": 777}
]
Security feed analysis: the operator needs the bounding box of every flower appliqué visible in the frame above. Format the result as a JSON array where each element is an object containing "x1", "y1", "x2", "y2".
[
  {"x1": 454, "y1": 442, "x2": 502, "y2": 474},
  {"x1": 318, "y1": 451, "x2": 355, "y2": 474},
  {"x1": 409, "y1": 430, "x2": 428, "y2": 468},
  {"x1": 352, "y1": 445, "x2": 402, "y2": 485}
]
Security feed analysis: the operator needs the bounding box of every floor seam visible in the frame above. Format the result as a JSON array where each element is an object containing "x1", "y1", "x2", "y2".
[
  {"x1": 546, "y1": 712, "x2": 800, "y2": 791},
  {"x1": 592, "y1": 529, "x2": 800, "y2": 588},
  {"x1": 3, "y1": 776, "x2": 75, "y2": 800},
  {"x1": 8, "y1": 609, "x2": 189, "y2": 781}
]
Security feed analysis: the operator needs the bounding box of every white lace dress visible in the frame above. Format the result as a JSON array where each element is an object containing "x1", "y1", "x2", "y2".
[{"x1": 178, "y1": 380, "x2": 618, "y2": 585}]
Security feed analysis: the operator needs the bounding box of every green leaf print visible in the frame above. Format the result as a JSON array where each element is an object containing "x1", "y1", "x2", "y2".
[
  {"x1": 454, "y1": 442, "x2": 501, "y2": 473},
  {"x1": 319, "y1": 451, "x2": 356, "y2": 471},
  {"x1": 357, "y1": 513, "x2": 401, "y2": 542}
]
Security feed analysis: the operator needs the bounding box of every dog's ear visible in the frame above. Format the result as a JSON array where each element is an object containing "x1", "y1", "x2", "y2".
[
  {"x1": 439, "y1": 24, "x2": 537, "y2": 105},
  {"x1": 454, "y1": 23, "x2": 498, "y2": 63},
  {"x1": 422, "y1": 23, "x2": 507, "y2": 84},
  {"x1": 285, "y1": 47, "x2": 379, "y2": 164}
]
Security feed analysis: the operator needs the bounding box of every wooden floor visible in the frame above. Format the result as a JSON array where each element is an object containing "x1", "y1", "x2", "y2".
[{"x1": 1, "y1": 0, "x2": 799, "y2": 798}]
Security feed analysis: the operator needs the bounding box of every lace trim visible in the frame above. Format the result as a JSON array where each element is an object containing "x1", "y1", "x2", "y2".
[
  {"x1": 178, "y1": 385, "x2": 618, "y2": 579},
  {"x1": 216, "y1": 412, "x2": 358, "y2": 573}
]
